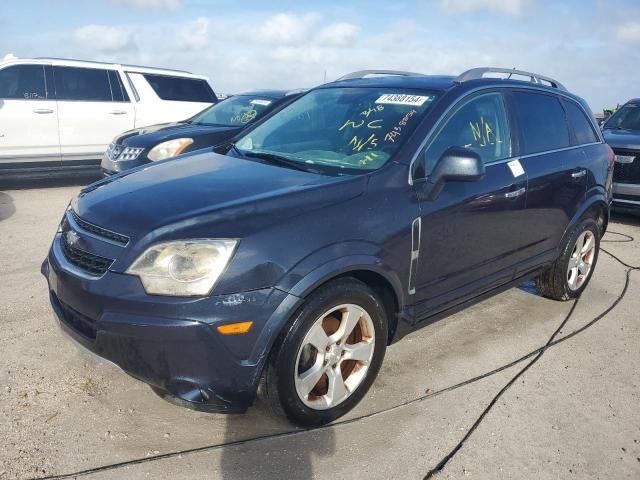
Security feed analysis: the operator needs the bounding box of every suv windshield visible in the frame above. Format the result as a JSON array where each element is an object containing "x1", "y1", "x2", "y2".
[
  {"x1": 190, "y1": 95, "x2": 275, "y2": 127},
  {"x1": 604, "y1": 103, "x2": 640, "y2": 131},
  {"x1": 234, "y1": 87, "x2": 438, "y2": 173}
]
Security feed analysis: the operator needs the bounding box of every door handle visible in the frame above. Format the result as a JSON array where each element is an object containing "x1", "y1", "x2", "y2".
[
  {"x1": 33, "y1": 108, "x2": 54, "y2": 114},
  {"x1": 571, "y1": 169, "x2": 586, "y2": 178},
  {"x1": 109, "y1": 110, "x2": 127, "y2": 115},
  {"x1": 504, "y1": 187, "x2": 526, "y2": 199}
]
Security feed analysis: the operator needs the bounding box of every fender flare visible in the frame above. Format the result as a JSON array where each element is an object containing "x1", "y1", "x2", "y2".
[{"x1": 559, "y1": 193, "x2": 610, "y2": 251}]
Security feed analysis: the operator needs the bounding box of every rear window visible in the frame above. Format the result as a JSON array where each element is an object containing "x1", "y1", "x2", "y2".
[
  {"x1": 142, "y1": 74, "x2": 216, "y2": 103},
  {"x1": 512, "y1": 91, "x2": 570, "y2": 155},
  {"x1": 563, "y1": 100, "x2": 598, "y2": 145},
  {"x1": 0, "y1": 65, "x2": 46, "y2": 100},
  {"x1": 54, "y1": 66, "x2": 112, "y2": 102}
]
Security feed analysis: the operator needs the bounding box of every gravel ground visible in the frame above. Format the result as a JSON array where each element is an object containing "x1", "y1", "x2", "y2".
[{"x1": 0, "y1": 185, "x2": 638, "y2": 480}]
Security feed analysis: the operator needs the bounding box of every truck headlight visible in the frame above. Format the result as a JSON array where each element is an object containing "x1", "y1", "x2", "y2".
[
  {"x1": 126, "y1": 239, "x2": 238, "y2": 296},
  {"x1": 148, "y1": 138, "x2": 194, "y2": 161}
]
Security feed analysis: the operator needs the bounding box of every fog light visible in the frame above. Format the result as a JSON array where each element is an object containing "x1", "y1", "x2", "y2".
[{"x1": 217, "y1": 321, "x2": 253, "y2": 335}]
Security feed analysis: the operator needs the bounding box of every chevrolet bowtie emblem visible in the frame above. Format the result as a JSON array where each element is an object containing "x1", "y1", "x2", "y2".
[{"x1": 66, "y1": 230, "x2": 80, "y2": 247}]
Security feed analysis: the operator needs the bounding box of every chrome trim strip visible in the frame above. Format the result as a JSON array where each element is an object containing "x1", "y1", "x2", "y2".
[
  {"x1": 613, "y1": 198, "x2": 640, "y2": 205},
  {"x1": 408, "y1": 217, "x2": 421, "y2": 295},
  {"x1": 408, "y1": 84, "x2": 604, "y2": 185}
]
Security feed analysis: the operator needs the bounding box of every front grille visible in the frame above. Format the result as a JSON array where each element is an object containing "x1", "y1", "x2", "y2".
[
  {"x1": 61, "y1": 234, "x2": 114, "y2": 276},
  {"x1": 106, "y1": 143, "x2": 144, "y2": 161},
  {"x1": 613, "y1": 148, "x2": 640, "y2": 184},
  {"x1": 54, "y1": 294, "x2": 97, "y2": 340},
  {"x1": 71, "y1": 210, "x2": 129, "y2": 245}
]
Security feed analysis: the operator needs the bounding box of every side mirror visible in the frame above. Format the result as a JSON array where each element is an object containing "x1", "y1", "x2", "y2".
[{"x1": 424, "y1": 146, "x2": 485, "y2": 201}]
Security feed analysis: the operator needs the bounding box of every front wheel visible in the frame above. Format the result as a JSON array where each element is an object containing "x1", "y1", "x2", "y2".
[
  {"x1": 262, "y1": 278, "x2": 388, "y2": 427},
  {"x1": 535, "y1": 218, "x2": 600, "y2": 300}
]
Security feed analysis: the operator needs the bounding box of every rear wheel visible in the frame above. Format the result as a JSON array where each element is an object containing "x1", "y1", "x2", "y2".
[
  {"x1": 535, "y1": 218, "x2": 600, "y2": 300},
  {"x1": 262, "y1": 278, "x2": 387, "y2": 427}
]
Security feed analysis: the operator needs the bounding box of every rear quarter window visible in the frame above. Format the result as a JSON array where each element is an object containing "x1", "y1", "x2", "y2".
[
  {"x1": 563, "y1": 100, "x2": 598, "y2": 145},
  {"x1": 142, "y1": 74, "x2": 216, "y2": 103},
  {"x1": 512, "y1": 91, "x2": 570, "y2": 155}
]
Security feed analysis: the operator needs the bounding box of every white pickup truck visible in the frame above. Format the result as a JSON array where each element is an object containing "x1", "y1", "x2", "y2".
[{"x1": 0, "y1": 56, "x2": 217, "y2": 180}]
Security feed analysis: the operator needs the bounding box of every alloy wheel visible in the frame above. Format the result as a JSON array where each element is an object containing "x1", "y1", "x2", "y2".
[
  {"x1": 294, "y1": 304, "x2": 375, "y2": 410},
  {"x1": 567, "y1": 230, "x2": 596, "y2": 291}
]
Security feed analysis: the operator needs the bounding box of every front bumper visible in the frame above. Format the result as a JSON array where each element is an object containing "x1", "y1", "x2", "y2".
[
  {"x1": 42, "y1": 234, "x2": 301, "y2": 413},
  {"x1": 100, "y1": 152, "x2": 149, "y2": 177},
  {"x1": 612, "y1": 182, "x2": 640, "y2": 210}
]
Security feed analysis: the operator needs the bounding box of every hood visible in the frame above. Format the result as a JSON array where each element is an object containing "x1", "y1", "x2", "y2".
[
  {"x1": 602, "y1": 129, "x2": 640, "y2": 150},
  {"x1": 116, "y1": 122, "x2": 241, "y2": 148},
  {"x1": 74, "y1": 151, "x2": 355, "y2": 238}
]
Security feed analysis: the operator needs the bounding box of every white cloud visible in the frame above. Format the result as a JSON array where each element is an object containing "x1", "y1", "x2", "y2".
[
  {"x1": 315, "y1": 23, "x2": 360, "y2": 47},
  {"x1": 176, "y1": 17, "x2": 209, "y2": 50},
  {"x1": 248, "y1": 13, "x2": 320, "y2": 45},
  {"x1": 74, "y1": 25, "x2": 133, "y2": 52},
  {"x1": 440, "y1": 0, "x2": 524, "y2": 15},
  {"x1": 614, "y1": 21, "x2": 640, "y2": 42},
  {"x1": 111, "y1": 0, "x2": 182, "y2": 9}
]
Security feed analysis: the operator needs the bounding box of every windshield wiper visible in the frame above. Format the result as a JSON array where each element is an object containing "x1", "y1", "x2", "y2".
[{"x1": 242, "y1": 151, "x2": 322, "y2": 173}]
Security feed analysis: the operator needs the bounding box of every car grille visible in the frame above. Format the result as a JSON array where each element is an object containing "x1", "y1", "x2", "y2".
[
  {"x1": 106, "y1": 143, "x2": 144, "y2": 161},
  {"x1": 53, "y1": 294, "x2": 97, "y2": 340},
  {"x1": 71, "y1": 210, "x2": 129, "y2": 245},
  {"x1": 613, "y1": 148, "x2": 640, "y2": 184},
  {"x1": 61, "y1": 233, "x2": 114, "y2": 276}
]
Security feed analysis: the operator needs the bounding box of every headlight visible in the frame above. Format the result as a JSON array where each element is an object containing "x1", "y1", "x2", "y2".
[
  {"x1": 126, "y1": 239, "x2": 238, "y2": 296},
  {"x1": 147, "y1": 138, "x2": 194, "y2": 161}
]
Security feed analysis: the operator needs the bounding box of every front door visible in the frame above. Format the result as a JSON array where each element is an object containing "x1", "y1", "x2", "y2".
[
  {"x1": 0, "y1": 63, "x2": 60, "y2": 164},
  {"x1": 54, "y1": 66, "x2": 134, "y2": 161},
  {"x1": 412, "y1": 91, "x2": 529, "y2": 319}
]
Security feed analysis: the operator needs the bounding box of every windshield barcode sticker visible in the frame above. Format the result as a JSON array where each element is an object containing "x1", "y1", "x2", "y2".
[
  {"x1": 250, "y1": 99, "x2": 272, "y2": 106},
  {"x1": 375, "y1": 94, "x2": 432, "y2": 106}
]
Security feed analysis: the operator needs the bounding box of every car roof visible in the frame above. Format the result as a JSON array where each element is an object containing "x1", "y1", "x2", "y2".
[
  {"x1": 233, "y1": 89, "x2": 300, "y2": 99},
  {"x1": 624, "y1": 98, "x2": 640, "y2": 105},
  {"x1": 324, "y1": 75, "x2": 457, "y2": 91},
  {"x1": 0, "y1": 57, "x2": 208, "y2": 80}
]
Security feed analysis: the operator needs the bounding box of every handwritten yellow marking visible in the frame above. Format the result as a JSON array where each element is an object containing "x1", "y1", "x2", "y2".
[
  {"x1": 349, "y1": 133, "x2": 378, "y2": 152},
  {"x1": 339, "y1": 119, "x2": 365, "y2": 131}
]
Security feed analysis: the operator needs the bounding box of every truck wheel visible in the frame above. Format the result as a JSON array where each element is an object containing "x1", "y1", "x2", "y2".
[{"x1": 262, "y1": 278, "x2": 387, "y2": 427}]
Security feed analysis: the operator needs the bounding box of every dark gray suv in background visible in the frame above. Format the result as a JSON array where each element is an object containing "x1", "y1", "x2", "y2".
[{"x1": 602, "y1": 99, "x2": 640, "y2": 211}]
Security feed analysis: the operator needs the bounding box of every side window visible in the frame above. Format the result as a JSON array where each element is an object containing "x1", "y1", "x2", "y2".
[
  {"x1": 142, "y1": 74, "x2": 217, "y2": 102},
  {"x1": 54, "y1": 66, "x2": 112, "y2": 102},
  {"x1": 0, "y1": 65, "x2": 46, "y2": 100},
  {"x1": 108, "y1": 70, "x2": 130, "y2": 102},
  {"x1": 423, "y1": 92, "x2": 511, "y2": 175},
  {"x1": 512, "y1": 91, "x2": 570, "y2": 155},
  {"x1": 563, "y1": 100, "x2": 598, "y2": 145}
]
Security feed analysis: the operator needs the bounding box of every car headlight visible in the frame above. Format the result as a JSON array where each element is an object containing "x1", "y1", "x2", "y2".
[
  {"x1": 147, "y1": 138, "x2": 194, "y2": 161},
  {"x1": 126, "y1": 239, "x2": 238, "y2": 296}
]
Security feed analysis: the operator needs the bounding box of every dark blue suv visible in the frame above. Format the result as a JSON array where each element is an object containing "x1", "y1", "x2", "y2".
[{"x1": 42, "y1": 68, "x2": 614, "y2": 426}]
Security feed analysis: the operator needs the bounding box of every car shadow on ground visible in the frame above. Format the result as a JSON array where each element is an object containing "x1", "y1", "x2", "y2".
[
  {"x1": 611, "y1": 209, "x2": 640, "y2": 227},
  {"x1": 219, "y1": 403, "x2": 335, "y2": 480},
  {"x1": 0, "y1": 191, "x2": 16, "y2": 222}
]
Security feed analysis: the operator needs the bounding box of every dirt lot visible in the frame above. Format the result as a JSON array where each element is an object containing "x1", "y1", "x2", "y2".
[{"x1": 1, "y1": 185, "x2": 639, "y2": 480}]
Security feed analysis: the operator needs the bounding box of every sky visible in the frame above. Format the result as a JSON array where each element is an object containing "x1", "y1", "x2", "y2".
[{"x1": 1, "y1": 0, "x2": 639, "y2": 111}]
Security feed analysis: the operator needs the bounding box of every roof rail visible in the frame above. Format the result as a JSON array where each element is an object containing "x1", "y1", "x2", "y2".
[
  {"x1": 336, "y1": 70, "x2": 425, "y2": 81},
  {"x1": 34, "y1": 57, "x2": 195, "y2": 75},
  {"x1": 456, "y1": 67, "x2": 567, "y2": 91}
]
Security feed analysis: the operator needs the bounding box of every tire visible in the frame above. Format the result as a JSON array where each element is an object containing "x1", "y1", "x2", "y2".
[
  {"x1": 261, "y1": 277, "x2": 388, "y2": 427},
  {"x1": 535, "y1": 218, "x2": 600, "y2": 301}
]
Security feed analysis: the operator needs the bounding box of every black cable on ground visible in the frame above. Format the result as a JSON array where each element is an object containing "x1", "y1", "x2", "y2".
[
  {"x1": 27, "y1": 232, "x2": 638, "y2": 480},
  {"x1": 424, "y1": 232, "x2": 638, "y2": 478}
]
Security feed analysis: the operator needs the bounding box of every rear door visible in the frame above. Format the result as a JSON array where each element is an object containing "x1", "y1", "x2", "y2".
[
  {"x1": 54, "y1": 66, "x2": 135, "y2": 161},
  {"x1": 129, "y1": 72, "x2": 216, "y2": 127},
  {"x1": 413, "y1": 91, "x2": 529, "y2": 318},
  {"x1": 0, "y1": 63, "x2": 60, "y2": 165},
  {"x1": 509, "y1": 90, "x2": 583, "y2": 270}
]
